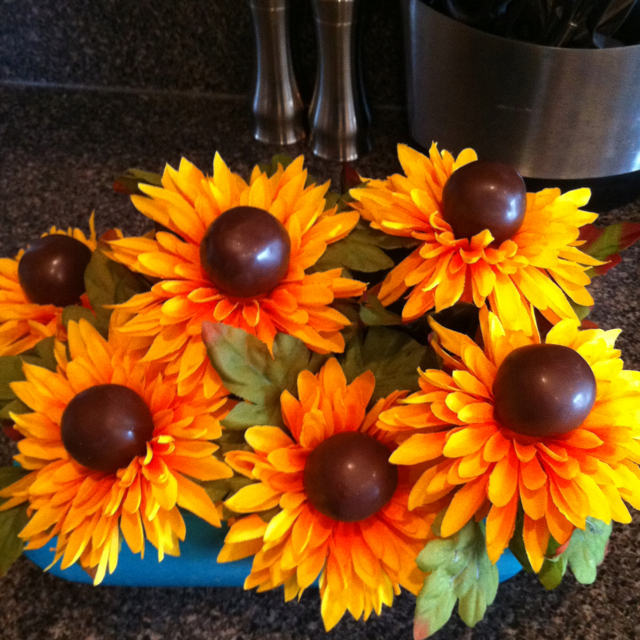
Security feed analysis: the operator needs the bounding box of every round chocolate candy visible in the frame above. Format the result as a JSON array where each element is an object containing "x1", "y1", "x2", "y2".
[
  {"x1": 493, "y1": 344, "x2": 596, "y2": 438},
  {"x1": 304, "y1": 431, "x2": 398, "y2": 522},
  {"x1": 441, "y1": 161, "x2": 527, "y2": 245},
  {"x1": 200, "y1": 206, "x2": 291, "y2": 298},
  {"x1": 18, "y1": 235, "x2": 92, "y2": 307},
  {"x1": 61, "y1": 384, "x2": 155, "y2": 474}
]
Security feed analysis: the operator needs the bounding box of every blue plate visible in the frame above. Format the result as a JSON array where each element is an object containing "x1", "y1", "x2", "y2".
[{"x1": 25, "y1": 512, "x2": 522, "y2": 587}]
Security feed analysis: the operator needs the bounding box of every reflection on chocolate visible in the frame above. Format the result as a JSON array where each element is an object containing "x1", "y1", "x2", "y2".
[
  {"x1": 18, "y1": 235, "x2": 92, "y2": 307},
  {"x1": 61, "y1": 384, "x2": 155, "y2": 474},
  {"x1": 493, "y1": 344, "x2": 596, "y2": 438},
  {"x1": 442, "y1": 161, "x2": 527, "y2": 245},
  {"x1": 304, "y1": 431, "x2": 398, "y2": 522},
  {"x1": 200, "y1": 206, "x2": 291, "y2": 298}
]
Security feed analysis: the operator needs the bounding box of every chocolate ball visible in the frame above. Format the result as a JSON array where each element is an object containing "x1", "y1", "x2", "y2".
[
  {"x1": 304, "y1": 431, "x2": 398, "y2": 522},
  {"x1": 200, "y1": 206, "x2": 291, "y2": 298},
  {"x1": 18, "y1": 235, "x2": 92, "y2": 307},
  {"x1": 442, "y1": 161, "x2": 527, "y2": 245},
  {"x1": 493, "y1": 344, "x2": 596, "y2": 438},
  {"x1": 61, "y1": 384, "x2": 155, "y2": 474}
]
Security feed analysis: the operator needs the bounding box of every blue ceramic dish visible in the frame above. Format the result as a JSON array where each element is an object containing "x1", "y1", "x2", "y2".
[{"x1": 24, "y1": 512, "x2": 523, "y2": 587}]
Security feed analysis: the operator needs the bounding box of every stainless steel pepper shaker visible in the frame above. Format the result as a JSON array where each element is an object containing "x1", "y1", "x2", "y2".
[
  {"x1": 249, "y1": 0, "x2": 306, "y2": 145},
  {"x1": 308, "y1": 0, "x2": 372, "y2": 161}
]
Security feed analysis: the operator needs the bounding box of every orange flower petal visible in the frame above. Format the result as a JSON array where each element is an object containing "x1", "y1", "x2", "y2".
[
  {"x1": 485, "y1": 490, "x2": 518, "y2": 563},
  {"x1": 443, "y1": 425, "x2": 495, "y2": 457},
  {"x1": 523, "y1": 514, "x2": 550, "y2": 573},
  {"x1": 488, "y1": 448, "x2": 519, "y2": 507},
  {"x1": 440, "y1": 475, "x2": 489, "y2": 537},
  {"x1": 390, "y1": 432, "x2": 447, "y2": 465}
]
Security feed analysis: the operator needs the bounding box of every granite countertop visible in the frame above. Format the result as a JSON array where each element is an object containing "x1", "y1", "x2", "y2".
[{"x1": 1, "y1": 85, "x2": 639, "y2": 640}]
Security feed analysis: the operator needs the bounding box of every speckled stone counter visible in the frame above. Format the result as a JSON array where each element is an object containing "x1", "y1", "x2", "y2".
[
  {"x1": 1, "y1": 85, "x2": 639, "y2": 640},
  {"x1": 0, "y1": 0, "x2": 405, "y2": 108}
]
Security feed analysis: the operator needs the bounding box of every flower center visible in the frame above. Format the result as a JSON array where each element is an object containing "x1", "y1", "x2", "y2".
[
  {"x1": 441, "y1": 161, "x2": 527, "y2": 245},
  {"x1": 493, "y1": 344, "x2": 596, "y2": 438},
  {"x1": 199, "y1": 206, "x2": 291, "y2": 298},
  {"x1": 303, "y1": 431, "x2": 398, "y2": 522},
  {"x1": 18, "y1": 235, "x2": 92, "y2": 307},
  {"x1": 61, "y1": 384, "x2": 155, "y2": 474}
]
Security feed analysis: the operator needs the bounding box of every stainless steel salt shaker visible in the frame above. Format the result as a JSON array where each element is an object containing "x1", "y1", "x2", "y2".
[
  {"x1": 249, "y1": 0, "x2": 306, "y2": 145},
  {"x1": 308, "y1": 0, "x2": 372, "y2": 161}
]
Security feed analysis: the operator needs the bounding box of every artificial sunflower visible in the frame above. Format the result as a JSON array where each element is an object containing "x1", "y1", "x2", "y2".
[
  {"x1": 378, "y1": 307, "x2": 640, "y2": 572},
  {"x1": 0, "y1": 319, "x2": 232, "y2": 584},
  {"x1": 108, "y1": 155, "x2": 365, "y2": 398},
  {"x1": 350, "y1": 144, "x2": 602, "y2": 333},
  {"x1": 0, "y1": 215, "x2": 100, "y2": 356},
  {"x1": 219, "y1": 358, "x2": 433, "y2": 631}
]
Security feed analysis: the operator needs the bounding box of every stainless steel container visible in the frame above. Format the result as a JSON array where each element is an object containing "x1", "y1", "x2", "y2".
[
  {"x1": 308, "y1": 0, "x2": 372, "y2": 162},
  {"x1": 249, "y1": 0, "x2": 306, "y2": 145},
  {"x1": 403, "y1": 0, "x2": 640, "y2": 180}
]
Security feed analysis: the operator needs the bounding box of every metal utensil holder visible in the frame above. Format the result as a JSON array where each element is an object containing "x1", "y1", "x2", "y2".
[{"x1": 403, "y1": 0, "x2": 640, "y2": 180}]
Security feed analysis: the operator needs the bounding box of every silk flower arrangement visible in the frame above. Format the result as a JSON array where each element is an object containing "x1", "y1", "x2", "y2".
[{"x1": 0, "y1": 147, "x2": 638, "y2": 637}]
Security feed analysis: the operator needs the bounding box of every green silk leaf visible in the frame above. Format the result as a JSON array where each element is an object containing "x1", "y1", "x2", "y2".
[
  {"x1": 564, "y1": 517, "x2": 612, "y2": 584},
  {"x1": 341, "y1": 327, "x2": 426, "y2": 401},
  {"x1": 202, "y1": 323, "x2": 326, "y2": 430},
  {"x1": 314, "y1": 221, "x2": 417, "y2": 275},
  {"x1": 537, "y1": 553, "x2": 568, "y2": 591},
  {"x1": 84, "y1": 249, "x2": 149, "y2": 334},
  {"x1": 0, "y1": 467, "x2": 30, "y2": 578},
  {"x1": 579, "y1": 222, "x2": 640, "y2": 277},
  {"x1": 414, "y1": 520, "x2": 499, "y2": 638},
  {"x1": 258, "y1": 155, "x2": 294, "y2": 178},
  {"x1": 62, "y1": 306, "x2": 101, "y2": 332},
  {"x1": 536, "y1": 517, "x2": 611, "y2": 590},
  {"x1": 0, "y1": 337, "x2": 56, "y2": 419},
  {"x1": 359, "y1": 293, "x2": 403, "y2": 326},
  {"x1": 511, "y1": 512, "x2": 568, "y2": 591},
  {"x1": 113, "y1": 169, "x2": 162, "y2": 196}
]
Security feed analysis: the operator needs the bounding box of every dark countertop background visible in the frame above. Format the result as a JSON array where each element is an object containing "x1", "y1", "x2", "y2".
[
  {"x1": 0, "y1": 0, "x2": 405, "y2": 109},
  {"x1": 0, "y1": 84, "x2": 639, "y2": 640}
]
